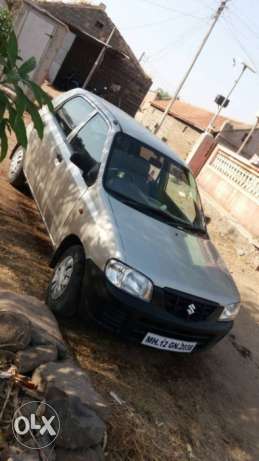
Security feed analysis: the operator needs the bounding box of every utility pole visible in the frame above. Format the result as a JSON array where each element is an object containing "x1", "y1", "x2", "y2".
[
  {"x1": 236, "y1": 112, "x2": 259, "y2": 157},
  {"x1": 139, "y1": 52, "x2": 146, "y2": 63},
  {"x1": 83, "y1": 26, "x2": 116, "y2": 89},
  {"x1": 153, "y1": 0, "x2": 230, "y2": 135},
  {"x1": 206, "y1": 61, "x2": 256, "y2": 133}
]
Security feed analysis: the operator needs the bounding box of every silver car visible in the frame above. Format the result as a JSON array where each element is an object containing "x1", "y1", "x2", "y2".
[{"x1": 8, "y1": 89, "x2": 240, "y2": 353}]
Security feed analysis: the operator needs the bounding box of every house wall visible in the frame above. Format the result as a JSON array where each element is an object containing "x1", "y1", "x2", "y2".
[
  {"x1": 93, "y1": 50, "x2": 151, "y2": 117},
  {"x1": 35, "y1": 1, "x2": 152, "y2": 116},
  {"x1": 15, "y1": 4, "x2": 67, "y2": 86},
  {"x1": 198, "y1": 144, "x2": 259, "y2": 238},
  {"x1": 217, "y1": 123, "x2": 259, "y2": 160},
  {"x1": 136, "y1": 104, "x2": 201, "y2": 160},
  {"x1": 49, "y1": 30, "x2": 76, "y2": 83},
  {"x1": 136, "y1": 90, "x2": 157, "y2": 120}
]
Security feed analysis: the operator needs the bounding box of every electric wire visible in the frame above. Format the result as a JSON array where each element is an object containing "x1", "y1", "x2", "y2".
[
  {"x1": 145, "y1": 21, "x2": 209, "y2": 63},
  {"x1": 222, "y1": 16, "x2": 259, "y2": 73},
  {"x1": 134, "y1": 0, "x2": 208, "y2": 20}
]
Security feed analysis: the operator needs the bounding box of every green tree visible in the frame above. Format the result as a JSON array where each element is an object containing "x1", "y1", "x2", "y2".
[
  {"x1": 156, "y1": 88, "x2": 172, "y2": 100},
  {"x1": 0, "y1": 7, "x2": 53, "y2": 161}
]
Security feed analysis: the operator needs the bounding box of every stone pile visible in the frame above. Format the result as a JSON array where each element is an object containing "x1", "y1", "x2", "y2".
[{"x1": 0, "y1": 291, "x2": 109, "y2": 461}]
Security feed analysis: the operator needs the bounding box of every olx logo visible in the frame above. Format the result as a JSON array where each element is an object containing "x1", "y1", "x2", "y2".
[{"x1": 12, "y1": 401, "x2": 60, "y2": 450}]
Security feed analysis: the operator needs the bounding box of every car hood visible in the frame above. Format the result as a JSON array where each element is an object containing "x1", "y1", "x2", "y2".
[{"x1": 108, "y1": 196, "x2": 240, "y2": 306}]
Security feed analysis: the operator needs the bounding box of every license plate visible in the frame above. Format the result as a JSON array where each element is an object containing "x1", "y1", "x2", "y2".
[{"x1": 142, "y1": 333, "x2": 197, "y2": 353}]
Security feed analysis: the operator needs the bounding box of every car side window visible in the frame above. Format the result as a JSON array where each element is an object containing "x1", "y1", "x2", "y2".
[
  {"x1": 70, "y1": 114, "x2": 109, "y2": 178},
  {"x1": 55, "y1": 97, "x2": 95, "y2": 137}
]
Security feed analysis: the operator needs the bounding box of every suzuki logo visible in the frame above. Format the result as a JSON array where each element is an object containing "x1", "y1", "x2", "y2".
[{"x1": 187, "y1": 304, "x2": 196, "y2": 315}]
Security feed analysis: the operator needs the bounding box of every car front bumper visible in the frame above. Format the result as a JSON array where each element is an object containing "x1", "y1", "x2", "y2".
[{"x1": 82, "y1": 260, "x2": 233, "y2": 352}]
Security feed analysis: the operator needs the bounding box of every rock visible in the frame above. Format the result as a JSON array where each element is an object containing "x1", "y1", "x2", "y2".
[
  {"x1": 0, "y1": 445, "x2": 40, "y2": 461},
  {"x1": 55, "y1": 446, "x2": 104, "y2": 461},
  {"x1": 0, "y1": 290, "x2": 67, "y2": 357},
  {"x1": 45, "y1": 387, "x2": 105, "y2": 450},
  {"x1": 32, "y1": 359, "x2": 109, "y2": 420},
  {"x1": 16, "y1": 345, "x2": 58, "y2": 373},
  {"x1": 0, "y1": 311, "x2": 31, "y2": 352},
  {"x1": 237, "y1": 248, "x2": 246, "y2": 257}
]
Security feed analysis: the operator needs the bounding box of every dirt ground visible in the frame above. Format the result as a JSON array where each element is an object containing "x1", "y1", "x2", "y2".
[{"x1": 0, "y1": 153, "x2": 259, "y2": 461}]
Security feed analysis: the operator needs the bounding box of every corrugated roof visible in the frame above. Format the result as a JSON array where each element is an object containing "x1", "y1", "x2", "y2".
[{"x1": 152, "y1": 99, "x2": 249, "y2": 132}]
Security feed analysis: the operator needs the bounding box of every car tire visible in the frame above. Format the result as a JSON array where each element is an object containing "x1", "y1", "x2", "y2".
[
  {"x1": 46, "y1": 245, "x2": 85, "y2": 318},
  {"x1": 8, "y1": 146, "x2": 26, "y2": 189}
]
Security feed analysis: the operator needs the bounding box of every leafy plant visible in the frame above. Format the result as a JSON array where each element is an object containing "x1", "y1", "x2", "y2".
[
  {"x1": 0, "y1": 7, "x2": 53, "y2": 161},
  {"x1": 156, "y1": 88, "x2": 172, "y2": 101}
]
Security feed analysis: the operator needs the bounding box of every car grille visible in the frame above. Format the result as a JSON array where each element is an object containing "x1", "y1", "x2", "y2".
[{"x1": 164, "y1": 288, "x2": 222, "y2": 322}]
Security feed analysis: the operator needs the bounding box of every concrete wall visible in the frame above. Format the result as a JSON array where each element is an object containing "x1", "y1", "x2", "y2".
[
  {"x1": 136, "y1": 104, "x2": 200, "y2": 161},
  {"x1": 198, "y1": 145, "x2": 259, "y2": 238},
  {"x1": 15, "y1": 3, "x2": 67, "y2": 87},
  {"x1": 49, "y1": 30, "x2": 76, "y2": 83}
]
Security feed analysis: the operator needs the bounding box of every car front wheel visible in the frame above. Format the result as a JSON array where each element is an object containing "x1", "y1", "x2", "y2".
[{"x1": 46, "y1": 245, "x2": 85, "y2": 317}]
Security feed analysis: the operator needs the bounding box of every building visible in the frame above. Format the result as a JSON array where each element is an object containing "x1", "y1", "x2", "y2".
[
  {"x1": 14, "y1": 0, "x2": 152, "y2": 116},
  {"x1": 136, "y1": 91, "x2": 252, "y2": 160}
]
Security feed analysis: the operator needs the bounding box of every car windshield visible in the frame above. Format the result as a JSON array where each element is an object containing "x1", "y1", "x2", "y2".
[{"x1": 104, "y1": 133, "x2": 207, "y2": 233}]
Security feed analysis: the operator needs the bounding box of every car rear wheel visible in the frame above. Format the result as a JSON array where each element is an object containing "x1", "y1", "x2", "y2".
[
  {"x1": 8, "y1": 146, "x2": 26, "y2": 189},
  {"x1": 46, "y1": 245, "x2": 85, "y2": 317}
]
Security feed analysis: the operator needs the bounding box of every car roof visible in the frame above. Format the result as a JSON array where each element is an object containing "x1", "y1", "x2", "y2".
[{"x1": 55, "y1": 89, "x2": 187, "y2": 168}]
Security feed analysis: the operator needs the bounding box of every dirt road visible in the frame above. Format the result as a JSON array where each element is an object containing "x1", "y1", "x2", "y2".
[{"x1": 0, "y1": 159, "x2": 258, "y2": 461}]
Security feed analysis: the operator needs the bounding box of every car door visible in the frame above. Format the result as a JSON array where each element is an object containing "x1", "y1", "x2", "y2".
[
  {"x1": 43, "y1": 112, "x2": 110, "y2": 243},
  {"x1": 24, "y1": 96, "x2": 96, "y2": 233}
]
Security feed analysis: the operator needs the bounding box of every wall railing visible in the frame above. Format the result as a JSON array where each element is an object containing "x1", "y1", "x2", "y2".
[{"x1": 209, "y1": 147, "x2": 259, "y2": 202}]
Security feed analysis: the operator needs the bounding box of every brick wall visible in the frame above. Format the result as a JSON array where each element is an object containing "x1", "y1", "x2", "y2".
[{"x1": 137, "y1": 105, "x2": 200, "y2": 160}]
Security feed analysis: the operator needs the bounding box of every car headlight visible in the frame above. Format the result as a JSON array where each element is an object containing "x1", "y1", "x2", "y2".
[
  {"x1": 105, "y1": 259, "x2": 153, "y2": 302},
  {"x1": 219, "y1": 302, "x2": 241, "y2": 321}
]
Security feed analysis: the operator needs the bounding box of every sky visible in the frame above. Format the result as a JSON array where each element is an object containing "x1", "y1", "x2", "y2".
[{"x1": 92, "y1": 0, "x2": 259, "y2": 124}]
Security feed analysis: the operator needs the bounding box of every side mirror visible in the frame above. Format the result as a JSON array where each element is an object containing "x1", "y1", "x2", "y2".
[
  {"x1": 85, "y1": 164, "x2": 100, "y2": 187},
  {"x1": 70, "y1": 152, "x2": 85, "y2": 170},
  {"x1": 70, "y1": 152, "x2": 100, "y2": 187}
]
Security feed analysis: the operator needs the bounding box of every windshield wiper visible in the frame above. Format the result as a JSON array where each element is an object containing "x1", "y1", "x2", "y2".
[
  {"x1": 110, "y1": 191, "x2": 207, "y2": 235},
  {"x1": 113, "y1": 194, "x2": 188, "y2": 227}
]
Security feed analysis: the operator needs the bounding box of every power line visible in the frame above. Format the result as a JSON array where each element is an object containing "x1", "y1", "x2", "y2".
[
  {"x1": 229, "y1": 9, "x2": 259, "y2": 42},
  {"x1": 153, "y1": 0, "x2": 231, "y2": 134},
  {"x1": 135, "y1": 0, "x2": 208, "y2": 20},
  {"x1": 123, "y1": 15, "x2": 180, "y2": 31},
  {"x1": 222, "y1": 16, "x2": 259, "y2": 72},
  {"x1": 145, "y1": 22, "x2": 209, "y2": 63}
]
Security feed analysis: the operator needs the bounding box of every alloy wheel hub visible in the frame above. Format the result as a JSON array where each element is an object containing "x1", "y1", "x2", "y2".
[{"x1": 50, "y1": 256, "x2": 74, "y2": 300}]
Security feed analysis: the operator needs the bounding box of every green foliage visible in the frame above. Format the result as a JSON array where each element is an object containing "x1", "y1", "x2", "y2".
[
  {"x1": 0, "y1": 8, "x2": 12, "y2": 47},
  {"x1": 0, "y1": 7, "x2": 53, "y2": 161},
  {"x1": 156, "y1": 88, "x2": 172, "y2": 101}
]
